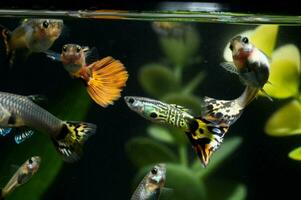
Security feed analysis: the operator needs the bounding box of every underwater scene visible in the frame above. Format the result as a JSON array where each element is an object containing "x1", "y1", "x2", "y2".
[{"x1": 0, "y1": 13, "x2": 301, "y2": 200}]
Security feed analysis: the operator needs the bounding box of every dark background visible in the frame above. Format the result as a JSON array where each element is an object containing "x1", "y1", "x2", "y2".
[{"x1": 0, "y1": 17, "x2": 301, "y2": 200}]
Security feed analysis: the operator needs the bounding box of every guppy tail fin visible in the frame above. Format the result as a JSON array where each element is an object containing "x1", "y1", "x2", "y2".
[
  {"x1": 186, "y1": 118, "x2": 229, "y2": 167},
  {"x1": 52, "y1": 121, "x2": 97, "y2": 162},
  {"x1": 86, "y1": 56, "x2": 129, "y2": 107},
  {"x1": 201, "y1": 96, "x2": 244, "y2": 127}
]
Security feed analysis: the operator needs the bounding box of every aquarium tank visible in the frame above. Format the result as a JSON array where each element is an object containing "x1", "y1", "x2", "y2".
[{"x1": 0, "y1": 1, "x2": 300, "y2": 200}]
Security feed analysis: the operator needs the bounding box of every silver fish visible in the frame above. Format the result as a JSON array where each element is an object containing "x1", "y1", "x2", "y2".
[
  {"x1": 0, "y1": 91, "x2": 96, "y2": 162},
  {"x1": 131, "y1": 164, "x2": 166, "y2": 200},
  {"x1": 0, "y1": 156, "x2": 41, "y2": 200}
]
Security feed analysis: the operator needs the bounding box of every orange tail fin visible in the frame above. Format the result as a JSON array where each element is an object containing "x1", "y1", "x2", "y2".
[{"x1": 86, "y1": 56, "x2": 128, "y2": 107}]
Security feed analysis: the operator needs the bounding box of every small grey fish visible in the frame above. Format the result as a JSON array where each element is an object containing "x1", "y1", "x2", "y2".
[
  {"x1": 131, "y1": 164, "x2": 166, "y2": 200},
  {"x1": 0, "y1": 156, "x2": 41, "y2": 200},
  {"x1": 0, "y1": 91, "x2": 96, "y2": 162}
]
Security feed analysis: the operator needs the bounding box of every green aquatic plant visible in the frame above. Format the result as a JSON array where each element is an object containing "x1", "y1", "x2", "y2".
[
  {"x1": 225, "y1": 25, "x2": 301, "y2": 161},
  {"x1": 0, "y1": 83, "x2": 92, "y2": 200},
  {"x1": 126, "y1": 24, "x2": 247, "y2": 200}
]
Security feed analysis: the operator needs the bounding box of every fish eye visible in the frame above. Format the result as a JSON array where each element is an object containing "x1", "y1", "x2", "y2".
[
  {"x1": 151, "y1": 167, "x2": 158, "y2": 175},
  {"x1": 150, "y1": 112, "x2": 157, "y2": 118},
  {"x1": 42, "y1": 20, "x2": 49, "y2": 28},
  {"x1": 76, "y1": 45, "x2": 81, "y2": 53},
  {"x1": 229, "y1": 44, "x2": 233, "y2": 51},
  {"x1": 242, "y1": 37, "x2": 249, "y2": 44},
  {"x1": 62, "y1": 45, "x2": 67, "y2": 52},
  {"x1": 128, "y1": 98, "x2": 135, "y2": 104}
]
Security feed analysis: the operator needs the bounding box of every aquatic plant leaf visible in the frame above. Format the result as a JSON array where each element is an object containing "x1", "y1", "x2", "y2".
[
  {"x1": 227, "y1": 184, "x2": 247, "y2": 200},
  {"x1": 166, "y1": 126, "x2": 188, "y2": 145},
  {"x1": 192, "y1": 137, "x2": 242, "y2": 178},
  {"x1": 206, "y1": 179, "x2": 247, "y2": 200},
  {"x1": 1, "y1": 84, "x2": 91, "y2": 200},
  {"x1": 250, "y1": 25, "x2": 279, "y2": 57},
  {"x1": 162, "y1": 93, "x2": 203, "y2": 115},
  {"x1": 139, "y1": 64, "x2": 179, "y2": 98},
  {"x1": 182, "y1": 71, "x2": 206, "y2": 95},
  {"x1": 262, "y1": 44, "x2": 300, "y2": 99},
  {"x1": 126, "y1": 137, "x2": 177, "y2": 168},
  {"x1": 288, "y1": 146, "x2": 301, "y2": 161},
  {"x1": 147, "y1": 125, "x2": 175, "y2": 143},
  {"x1": 265, "y1": 100, "x2": 301, "y2": 137},
  {"x1": 160, "y1": 26, "x2": 200, "y2": 67},
  {"x1": 132, "y1": 163, "x2": 206, "y2": 200}
]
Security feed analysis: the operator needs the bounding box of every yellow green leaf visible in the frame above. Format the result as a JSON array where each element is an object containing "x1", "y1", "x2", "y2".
[
  {"x1": 250, "y1": 25, "x2": 279, "y2": 57},
  {"x1": 139, "y1": 63, "x2": 180, "y2": 98},
  {"x1": 265, "y1": 100, "x2": 301, "y2": 137},
  {"x1": 289, "y1": 147, "x2": 301, "y2": 161},
  {"x1": 263, "y1": 44, "x2": 300, "y2": 99}
]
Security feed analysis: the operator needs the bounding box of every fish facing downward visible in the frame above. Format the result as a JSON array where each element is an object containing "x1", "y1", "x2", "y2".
[
  {"x1": 221, "y1": 35, "x2": 271, "y2": 100},
  {"x1": 131, "y1": 164, "x2": 166, "y2": 200},
  {"x1": 0, "y1": 91, "x2": 96, "y2": 162},
  {"x1": 0, "y1": 156, "x2": 41, "y2": 200},
  {"x1": 124, "y1": 90, "x2": 257, "y2": 167},
  {"x1": 48, "y1": 44, "x2": 128, "y2": 107}
]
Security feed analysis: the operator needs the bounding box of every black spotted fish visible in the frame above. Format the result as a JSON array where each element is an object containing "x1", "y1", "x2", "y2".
[
  {"x1": 131, "y1": 164, "x2": 166, "y2": 200},
  {"x1": 0, "y1": 91, "x2": 96, "y2": 162},
  {"x1": 221, "y1": 35, "x2": 271, "y2": 100},
  {"x1": 124, "y1": 89, "x2": 256, "y2": 167},
  {"x1": 0, "y1": 156, "x2": 41, "y2": 200}
]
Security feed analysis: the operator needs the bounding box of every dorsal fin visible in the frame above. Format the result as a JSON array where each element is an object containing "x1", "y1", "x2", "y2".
[
  {"x1": 27, "y1": 95, "x2": 47, "y2": 105},
  {"x1": 85, "y1": 47, "x2": 99, "y2": 65},
  {"x1": 170, "y1": 104, "x2": 190, "y2": 112}
]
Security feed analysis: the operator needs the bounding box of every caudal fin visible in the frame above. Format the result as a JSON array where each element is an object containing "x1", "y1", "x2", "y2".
[
  {"x1": 52, "y1": 121, "x2": 97, "y2": 162},
  {"x1": 86, "y1": 56, "x2": 128, "y2": 107},
  {"x1": 202, "y1": 96, "x2": 244, "y2": 126},
  {"x1": 186, "y1": 118, "x2": 228, "y2": 167}
]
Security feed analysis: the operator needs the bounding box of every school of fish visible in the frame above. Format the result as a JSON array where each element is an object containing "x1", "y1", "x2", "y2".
[{"x1": 0, "y1": 18, "x2": 271, "y2": 199}]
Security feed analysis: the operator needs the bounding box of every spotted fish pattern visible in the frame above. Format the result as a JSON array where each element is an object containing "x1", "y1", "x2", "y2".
[{"x1": 124, "y1": 96, "x2": 243, "y2": 167}]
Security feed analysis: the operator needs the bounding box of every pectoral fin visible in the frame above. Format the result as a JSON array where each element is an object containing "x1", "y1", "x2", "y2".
[
  {"x1": 220, "y1": 62, "x2": 239, "y2": 74},
  {"x1": 44, "y1": 50, "x2": 61, "y2": 62}
]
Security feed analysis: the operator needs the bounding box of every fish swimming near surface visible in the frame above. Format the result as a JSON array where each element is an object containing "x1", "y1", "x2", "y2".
[
  {"x1": 5, "y1": 18, "x2": 63, "y2": 66},
  {"x1": 131, "y1": 163, "x2": 166, "y2": 200},
  {"x1": 220, "y1": 35, "x2": 271, "y2": 100},
  {"x1": 124, "y1": 88, "x2": 257, "y2": 167},
  {"x1": 0, "y1": 25, "x2": 12, "y2": 68},
  {"x1": 46, "y1": 44, "x2": 128, "y2": 107},
  {"x1": 0, "y1": 156, "x2": 41, "y2": 200},
  {"x1": 0, "y1": 92, "x2": 96, "y2": 162},
  {"x1": 152, "y1": 22, "x2": 187, "y2": 38}
]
